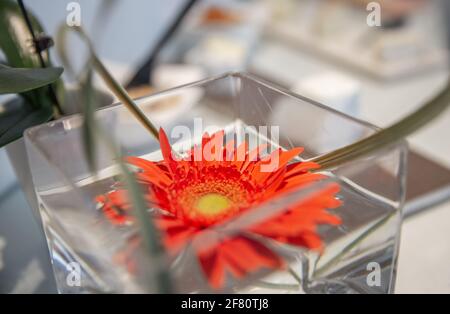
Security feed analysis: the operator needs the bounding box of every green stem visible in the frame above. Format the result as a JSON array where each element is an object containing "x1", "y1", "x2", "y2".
[
  {"x1": 57, "y1": 25, "x2": 160, "y2": 141},
  {"x1": 90, "y1": 55, "x2": 159, "y2": 139},
  {"x1": 17, "y1": 0, "x2": 63, "y2": 116},
  {"x1": 288, "y1": 266, "x2": 303, "y2": 286},
  {"x1": 254, "y1": 280, "x2": 300, "y2": 291},
  {"x1": 57, "y1": 25, "x2": 170, "y2": 293},
  {"x1": 99, "y1": 126, "x2": 172, "y2": 293},
  {"x1": 311, "y1": 80, "x2": 450, "y2": 170},
  {"x1": 314, "y1": 213, "x2": 394, "y2": 277}
]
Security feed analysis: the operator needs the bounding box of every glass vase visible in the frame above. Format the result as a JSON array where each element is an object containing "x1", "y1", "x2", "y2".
[{"x1": 24, "y1": 72, "x2": 407, "y2": 294}]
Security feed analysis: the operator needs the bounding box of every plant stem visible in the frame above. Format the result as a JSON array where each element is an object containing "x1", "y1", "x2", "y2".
[
  {"x1": 91, "y1": 55, "x2": 159, "y2": 139},
  {"x1": 57, "y1": 25, "x2": 170, "y2": 292},
  {"x1": 314, "y1": 213, "x2": 394, "y2": 277},
  {"x1": 311, "y1": 80, "x2": 450, "y2": 170},
  {"x1": 59, "y1": 25, "x2": 160, "y2": 141},
  {"x1": 98, "y1": 125, "x2": 172, "y2": 293},
  {"x1": 288, "y1": 266, "x2": 303, "y2": 285},
  {"x1": 17, "y1": 0, "x2": 63, "y2": 116},
  {"x1": 255, "y1": 280, "x2": 300, "y2": 291}
]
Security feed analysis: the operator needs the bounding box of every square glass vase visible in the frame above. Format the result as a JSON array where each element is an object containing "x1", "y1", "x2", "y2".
[{"x1": 24, "y1": 72, "x2": 407, "y2": 294}]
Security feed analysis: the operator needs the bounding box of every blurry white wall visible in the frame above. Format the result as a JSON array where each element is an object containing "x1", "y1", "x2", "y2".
[{"x1": 25, "y1": 0, "x2": 185, "y2": 82}]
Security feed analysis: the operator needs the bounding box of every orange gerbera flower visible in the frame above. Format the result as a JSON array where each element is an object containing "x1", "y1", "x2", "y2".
[{"x1": 96, "y1": 128, "x2": 342, "y2": 289}]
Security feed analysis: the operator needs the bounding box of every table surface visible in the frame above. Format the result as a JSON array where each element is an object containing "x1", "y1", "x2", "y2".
[{"x1": 1, "y1": 9, "x2": 450, "y2": 292}]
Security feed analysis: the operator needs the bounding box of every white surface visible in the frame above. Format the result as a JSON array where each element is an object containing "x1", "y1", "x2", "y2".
[
  {"x1": 396, "y1": 202, "x2": 450, "y2": 293},
  {"x1": 152, "y1": 64, "x2": 206, "y2": 89},
  {"x1": 291, "y1": 71, "x2": 360, "y2": 115},
  {"x1": 27, "y1": 0, "x2": 185, "y2": 82}
]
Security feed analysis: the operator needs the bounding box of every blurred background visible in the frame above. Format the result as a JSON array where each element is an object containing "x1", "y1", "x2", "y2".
[{"x1": 1, "y1": 0, "x2": 450, "y2": 293}]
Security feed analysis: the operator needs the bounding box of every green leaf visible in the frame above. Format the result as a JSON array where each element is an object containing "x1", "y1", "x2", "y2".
[
  {"x1": 0, "y1": 0, "x2": 64, "y2": 113},
  {"x1": 0, "y1": 102, "x2": 53, "y2": 146},
  {"x1": 0, "y1": 64, "x2": 63, "y2": 94},
  {"x1": 0, "y1": 0, "x2": 45, "y2": 69},
  {"x1": 0, "y1": 98, "x2": 33, "y2": 135}
]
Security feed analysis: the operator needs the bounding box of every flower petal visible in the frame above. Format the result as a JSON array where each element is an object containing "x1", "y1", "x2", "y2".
[
  {"x1": 197, "y1": 235, "x2": 283, "y2": 289},
  {"x1": 159, "y1": 128, "x2": 177, "y2": 174},
  {"x1": 127, "y1": 156, "x2": 172, "y2": 186}
]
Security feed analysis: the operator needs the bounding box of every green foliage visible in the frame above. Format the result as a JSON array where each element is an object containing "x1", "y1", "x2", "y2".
[
  {"x1": 0, "y1": 99, "x2": 53, "y2": 146},
  {"x1": 0, "y1": 63, "x2": 62, "y2": 146},
  {"x1": 0, "y1": 64, "x2": 63, "y2": 94},
  {"x1": 0, "y1": 0, "x2": 64, "y2": 146}
]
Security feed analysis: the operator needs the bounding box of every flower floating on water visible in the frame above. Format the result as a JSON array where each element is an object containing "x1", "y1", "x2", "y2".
[{"x1": 96, "y1": 129, "x2": 342, "y2": 289}]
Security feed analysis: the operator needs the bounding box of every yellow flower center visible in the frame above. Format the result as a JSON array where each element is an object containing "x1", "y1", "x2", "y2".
[
  {"x1": 175, "y1": 180, "x2": 250, "y2": 226},
  {"x1": 195, "y1": 193, "x2": 231, "y2": 216}
]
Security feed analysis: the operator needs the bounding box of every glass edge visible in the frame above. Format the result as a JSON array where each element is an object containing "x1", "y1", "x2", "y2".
[
  {"x1": 235, "y1": 72, "x2": 382, "y2": 132},
  {"x1": 24, "y1": 71, "x2": 383, "y2": 140}
]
